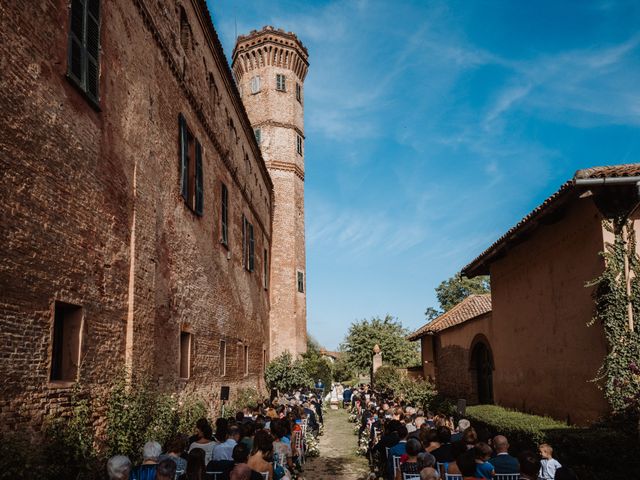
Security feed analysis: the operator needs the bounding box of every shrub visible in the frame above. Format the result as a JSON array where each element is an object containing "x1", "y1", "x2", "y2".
[
  {"x1": 396, "y1": 377, "x2": 437, "y2": 410},
  {"x1": 465, "y1": 404, "x2": 640, "y2": 480},
  {"x1": 373, "y1": 365, "x2": 399, "y2": 392},
  {"x1": 222, "y1": 387, "x2": 264, "y2": 419}
]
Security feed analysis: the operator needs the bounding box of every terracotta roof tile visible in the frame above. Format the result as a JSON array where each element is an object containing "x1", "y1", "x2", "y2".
[
  {"x1": 407, "y1": 294, "x2": 492, "y2": 340},
  {"x1": 462, "y1": 163, "x2": 640, "y2": 277}
]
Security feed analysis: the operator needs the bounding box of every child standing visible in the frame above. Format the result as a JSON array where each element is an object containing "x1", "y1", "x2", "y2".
[
  {"x1": 474, "y1": 442, "x2": 495, "y2": 479},
  {"x1": 538, "y1": 443, "x2": 562, "y2": 480}
]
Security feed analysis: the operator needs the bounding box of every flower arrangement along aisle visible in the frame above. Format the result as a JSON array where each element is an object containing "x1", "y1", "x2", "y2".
[{"x1": 304, "y1": 431, "x2": 320, "y2": 458}]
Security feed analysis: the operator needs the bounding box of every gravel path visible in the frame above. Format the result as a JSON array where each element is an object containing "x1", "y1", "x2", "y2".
[{"x1": 301, "y1": 408, "x2": 370, "y2": 480}]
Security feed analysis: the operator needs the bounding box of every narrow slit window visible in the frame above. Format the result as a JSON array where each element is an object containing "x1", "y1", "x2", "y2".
[
  {"x1": 297, "y1": 271, "x2": 304, "y2": 293},
  {"x1": 179, "y1": 331, "x2": 192, "y2": 379},
  {"x1": 296, "y1": 83, "x2": 302, "y2": 103},
  {"x1": 50, "y1": 301, "x2": 83, "y2": 382},
  {"x1": 254, "y1": 128, "x2": 261, "y2": 145},
  {"x1": 263, "y1": 247, "x2": 269, "y2": 289},
  {"x1": 220, "y1": 340, "x2": 227, "y2": 376},
  {"x1": 296, "y1": 135, "x2": 303, "y2": 155},
  {"x1": 244, "y1": 345, "x2": 249, "y2": 376}
]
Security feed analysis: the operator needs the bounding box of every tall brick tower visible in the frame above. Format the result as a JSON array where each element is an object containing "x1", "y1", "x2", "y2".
[{"x1": 232, "y1": 27, "x2": 308, "y2": 358}]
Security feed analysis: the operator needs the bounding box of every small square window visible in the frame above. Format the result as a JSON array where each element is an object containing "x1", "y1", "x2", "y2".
[
  {"x1": 251, "y1": 75, "x2": 261, "y2": 94},
  {"x1": 276, "y1": 74, "x2": 286, "y2": 91},
  {"x1": 50, "y1": 301, "x2": 83, "y2": 382},
  {"x1": 297, "y1": 271, "x2": 305, "y2": 293},
  {"x1": 179, "y1": 331, "x2": 192, "y2": 379}
]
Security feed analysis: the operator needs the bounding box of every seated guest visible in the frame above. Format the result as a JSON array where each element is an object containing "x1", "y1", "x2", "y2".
[
  {"x1": 451, "y1": 419, "x2": 470, "y2": 443},
  {"x1": 419, "y1": 467, "x2": 440, "y2": 480},
  {"x1": 240, "y1": 422, "x2": 256, "y2": 452},
  {"x1": 189, "y1": 418, "x2": 218, "y2": 464},
  {"x1": 272, "y1": 419, "x2": 295, "y2": 478},
  {"x1": 230, "y1": 443, "x2": 262, "y2": 480},
  {"x1": 107, "y1": 455, "x2": 131, "y2": 480},
  {"x1": 517, "y1": 451, "x2": 541, "y2": 480},
  {"x1": 420, "y1": 428, "x2": 440, "y2": 453},
  {"x1": 490, "y1": 435, "x2": 519, "y2": 474},
  {"x1": 182, "y1": 448, "x2": 205, "y2": 480},
  {"x1": 156, "y1": 459, "x2": 177, "y2": 480},
  {"x1": 159, "y1": 436, "x2": 188, "y2": 473},
  {"x1": 387, "y1": 425, "x2": 409, "y2": 480},
  {"x1": 395, "y1": 438, "x2": 424, "y2": 480},
  {"x1": 131, "y1": 441, "x2": 161, "y2": 480},
  {"x1": 473, "y1": 442, "x2": 494, "y2": 479},
  {"x1": 456, "y1": 449, "x2": 480, "y2": 480},
  {"x1": 462, "y1": 427, "x2": 478, "y2": 450},
  {"x1": 431, "y1": 426, "x2": 455, "y2": 463},
  {"x1": 247, "y1": 430, "x2": 274, "y2": 480},
  {"x1": 441, "y1": 441, "x2": 467, "y2": 475},
  {"x1": 405, "y1": 414, "x2": 417, "y2": 433},
  {"x1": 213, "y1": 426, "x2": 241, "y2": 461}
]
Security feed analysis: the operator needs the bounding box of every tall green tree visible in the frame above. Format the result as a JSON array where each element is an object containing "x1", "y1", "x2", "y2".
[
  {"x1": 301, "y1": 336, "x2": 333, "y2": 388},
  {"x1": 340, "y1": 315, "x2": 419, "y2": 374},
  {"x1": 264, "y1": 352, "x2": 312, "y2": 393},
  {"x1": 424, "y1": 272, "x2": 490, "y2": 320}
]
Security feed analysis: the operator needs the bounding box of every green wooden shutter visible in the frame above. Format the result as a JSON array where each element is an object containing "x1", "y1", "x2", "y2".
[
  {"x1": 85, "y1": 0, "x2": 100, "y2": 101},
  {"x1": 195, "y1": 140, "x2": 203, "y2": 216},
  {"x1": 179, "y1": 114, "x2": 188, "y2": 201}
]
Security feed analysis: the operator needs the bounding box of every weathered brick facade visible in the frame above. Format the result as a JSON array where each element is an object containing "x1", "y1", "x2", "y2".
[
  {"x1": 232, "y1": 27, "x2": 308, "y2": 358},
  {"x1": 0, "y1": 0, "x2": 284, "y2": 429}
]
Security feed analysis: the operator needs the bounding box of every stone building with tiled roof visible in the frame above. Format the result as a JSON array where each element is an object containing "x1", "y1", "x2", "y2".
[{"x1": 411, "y1": 164, "x2": 640, "y2": 425}]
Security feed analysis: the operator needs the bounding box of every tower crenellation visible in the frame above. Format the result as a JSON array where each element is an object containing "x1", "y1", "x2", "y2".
[{"x1": 233, "y1": 27, "x2": 309, "y2": 358}]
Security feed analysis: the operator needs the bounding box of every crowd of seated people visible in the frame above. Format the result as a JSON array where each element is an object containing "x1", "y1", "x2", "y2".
[
  {"x1": 348, "y1": 385, "x2": 578, "y2": 480},
  {"x1": 106, "y1": 391, "x2": 323, "y2": 480}
]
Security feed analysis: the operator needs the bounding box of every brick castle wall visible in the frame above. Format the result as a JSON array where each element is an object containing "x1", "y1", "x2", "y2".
[{"x1": 0, "y1": 0, "x2": 273, "y2": 429}]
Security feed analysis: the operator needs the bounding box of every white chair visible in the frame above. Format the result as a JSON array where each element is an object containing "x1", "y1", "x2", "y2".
[
  {"x1": 444, "y1": 475, "x2": 463, "y2": 480},
  {"x1": 392, "y1": 455, "x2": 401, "y2": 478},
  {"x1": 205, "y1": 471, "x2": 224, "y2": 480},
  {"x1": 175, "y1": 471, "x2": 185, "y2": 480},
  {"x1": 294, "y1": 430, "x2": 305, "y2": 465},
  {"x1": 437, "y1": 463, "x2": 447, "y2": 476},
  {"x1": 260, "y1": 472, "x2": 270, "y2": 480},
  {"x1": 495, "y1": 475, "x2": 520, "y2": 480},
  {"x1": 403, "y1": 474, "x2": 421, "y2": 480}
]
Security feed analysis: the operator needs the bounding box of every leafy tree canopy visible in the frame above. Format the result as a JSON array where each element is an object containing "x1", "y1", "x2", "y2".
[
  {"x1": 340, "y1": 315, "x2": 419, "y2": 374},
  {"x1": 424, "y1": 272, "x2": 490, "y2": 320},
  {"x1": 301, "y1": 336, "x2": 333, "y2": 388},
  {"x1": 264, "y1": 352, "x2": 312, "y2": 393}
]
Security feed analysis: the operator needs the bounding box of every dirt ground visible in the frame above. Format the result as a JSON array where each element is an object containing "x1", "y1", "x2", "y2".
[{"x1": 301, "y1": 407, "x2": 370, "y2": 480}]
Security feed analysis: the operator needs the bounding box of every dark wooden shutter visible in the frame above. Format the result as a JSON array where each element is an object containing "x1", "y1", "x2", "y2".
[
  {"x1": 85, "y1": 0, "x2": 100, "y2": 100},
  {"x1": 242, "y1": 215, "x2": 246, "y2": 268},
  {"x1": 179, "y1": 114, "x2": 188, "y2": 201},
  {"x1": 249, "y1": 223, "x2": 255, "y2": 271},
  {"x1": 221, "y1": 183, "x2": 228, "y2": 245},
  {"x1": 68, "y1": 0, "x2": 85, "y2": 83},
  {"x1": 195, "y1": 140, "x2": 203, "y2": 216}
]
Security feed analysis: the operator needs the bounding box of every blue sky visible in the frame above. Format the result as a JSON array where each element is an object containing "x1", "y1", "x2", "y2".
[{"x1": 209, "y1": 0, "x2": 640, "y2": 349}]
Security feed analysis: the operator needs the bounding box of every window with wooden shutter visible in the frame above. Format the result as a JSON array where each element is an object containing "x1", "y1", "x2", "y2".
[
  {"x1": 195, "y1": 140, "x2": 203, "y2": 216},
  {"x1": 178, "y1": 114, "x2": 202, "y2": 216},
  {"x1": 248, "y1": 223, "x2": 255, "y2": 272},
  {"x1": 221, "y1": 183, "x2": 228, "y2": 246},
  {"x1": 67, "y1": 0, "x2": 101, "y2": 105}
]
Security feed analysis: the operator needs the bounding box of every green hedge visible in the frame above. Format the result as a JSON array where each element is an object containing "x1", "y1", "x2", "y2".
[{"x1": 465, "y1": 405, "x2": 639, "y2": 480}]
